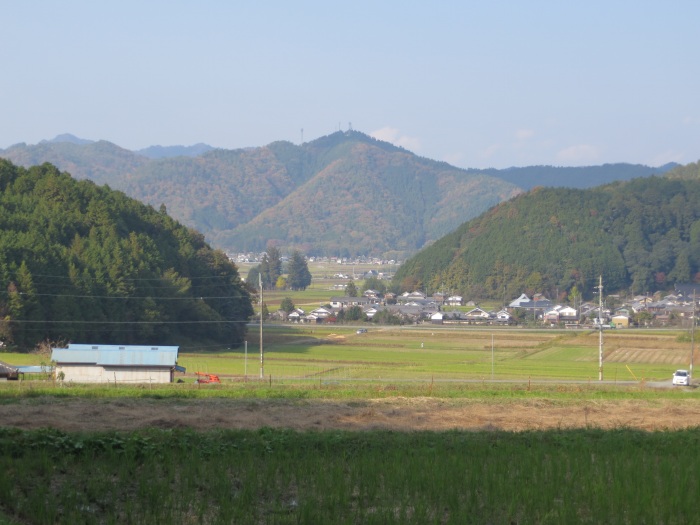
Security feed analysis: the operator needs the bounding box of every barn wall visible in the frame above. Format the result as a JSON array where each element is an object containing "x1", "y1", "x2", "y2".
[{"x1": 56, "y1": 365, "x2": 172, "y2": 383}]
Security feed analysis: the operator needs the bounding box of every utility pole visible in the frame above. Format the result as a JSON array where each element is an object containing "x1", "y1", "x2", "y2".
[
  {"x1": 691, "y1": 289, "x2": 696, "y2": 380},
  {"x1": 259, "y1": 273, "x2": 264, "y2": 379},
  {"x1": 597, "y1": 275, "x2": 604, "y2": 381}
]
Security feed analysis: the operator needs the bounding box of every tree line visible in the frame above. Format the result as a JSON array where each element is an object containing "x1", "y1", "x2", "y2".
[{"x1": 246, "y1": 247, "x2": 312, "y2": 291}]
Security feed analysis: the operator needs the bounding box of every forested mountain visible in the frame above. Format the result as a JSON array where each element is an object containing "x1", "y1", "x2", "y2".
[
  {"x1": 1, "y1": 140, "x2": 149, "y2": 186},
  {"x1": 1, "y1": 132, "x2": 521, "y2": 258},
  {"x1": 215, "y1": 133, "x2": 521, "y2": 258},
  {"x1": 0, "y1": 131, "x2": 675, "y2": 258},
  {"x1": 137, "y1": 143, "x2": 214, "y2": 159},
  {"x1": 0, "y1": 160, "x2": 253, "y2": 350},
  {"x1": 394, "y1": 170, "x2": 700, "y2": 300}
]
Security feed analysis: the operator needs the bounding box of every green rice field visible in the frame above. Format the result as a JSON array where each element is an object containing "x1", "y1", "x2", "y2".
[
  {"x1": 183, "y1": 325, "x2": 694, "y2": 384},
  {"x1": 1, "y1": 426, "x2": 698, "y2": 524},
  {"x1": 2, "y1": 325, "x2": 695, "y2": 384}
]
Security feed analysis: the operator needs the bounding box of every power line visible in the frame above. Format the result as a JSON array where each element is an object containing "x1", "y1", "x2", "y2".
[
  {"x1": 6, "y1": 319, "x2": 250, "y2": 325},
  {"x1": 6, "y1": 272, "x2": 243, "y2": 282},
  {"x1": 0, "y1": 291, "x2": 250, "y2": 300}
]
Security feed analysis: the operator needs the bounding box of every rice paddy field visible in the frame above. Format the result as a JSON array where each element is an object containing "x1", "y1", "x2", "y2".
[
  {"x1": 1, "y1": 426, "x2": 698, "y2": 524},
  {"x1": 178, "y1": 324, "x2": 694, "y2": 385}
]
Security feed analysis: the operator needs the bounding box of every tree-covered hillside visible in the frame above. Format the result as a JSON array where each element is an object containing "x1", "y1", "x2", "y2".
[
  {"x1": 0, "y1": 131, "x2": 678, "y2": 259},
  {"x1": 0, "y1": 140, "x2": 148, "y2": 186},
  {"x1": 220, "y1": 138, "x2": 520, "y2": 259},
  {"x1": 2, "y1": 132, "x2": 521, "y2": 258},
  {"x1": 394, "y1": 172, "x2": 700, "y2": 300},
  {"x1": 0, "y1": 160, "x2": 253, "y2": 350}
]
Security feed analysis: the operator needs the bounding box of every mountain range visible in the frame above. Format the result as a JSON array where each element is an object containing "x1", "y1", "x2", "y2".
[{"x1": 0, "y1": 132, "x2": 677, "y2": 259}]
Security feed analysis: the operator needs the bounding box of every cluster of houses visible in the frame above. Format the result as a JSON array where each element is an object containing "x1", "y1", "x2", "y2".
[
  {"x1": 273, "y1": 290, "x2": 514, "y2": 325},
  {"x1": 273, "y1": 283, "x2": 700, "y2": 328}
]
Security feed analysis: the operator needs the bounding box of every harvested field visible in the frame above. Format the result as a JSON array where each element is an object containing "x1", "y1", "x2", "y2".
[{"x1": 2, "y1": 396, "x2": 700, "y2": 433}]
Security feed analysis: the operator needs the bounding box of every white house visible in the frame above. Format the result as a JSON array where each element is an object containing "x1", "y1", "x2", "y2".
[
  {"x1": 465, "y1": 307, "x2": 491, "y2": 320},
  {"x1": 51, "y1": 344, "x2": 181, "y2": 384},
  {"x1": 509, "y1": 293, "x2": 531, "y2": 308},
  {"x1": 430, "y1": 312, "x2": 444, "y2": 324},
  {"x1": 495, "y1": 309, "x2": 513, "y2": 324}
]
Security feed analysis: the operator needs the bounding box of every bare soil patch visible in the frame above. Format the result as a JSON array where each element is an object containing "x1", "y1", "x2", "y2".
[{"x1": 2, "y1": 397, "x2": 700, "y2": 432}]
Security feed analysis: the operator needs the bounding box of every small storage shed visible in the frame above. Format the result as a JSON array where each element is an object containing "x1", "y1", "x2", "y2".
[
  {"x1": 51, "y1": 344, "x2": 180, "y2": 384},
  {"x1": 611, "y1": 315, "x2": 630, "y2": 329},
  {"x1": 0, "y1": 361, "x2": 19, "y2": 380}
]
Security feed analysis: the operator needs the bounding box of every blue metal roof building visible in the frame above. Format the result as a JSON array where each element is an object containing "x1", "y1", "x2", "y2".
[{"x1": 51, "y1": 344, "x2": 181, "y2": 384}]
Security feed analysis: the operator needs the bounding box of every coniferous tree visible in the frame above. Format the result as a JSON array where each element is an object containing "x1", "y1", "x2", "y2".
[
  {"x1": 280, "y1": 297, "x2": 295, "y2": 313},
  {"x1": 287, "y1": 250, "x2": 312, "y2": 291},
  {"x1": 345, "y1": 280, "x2": 358, "y2": 297}
]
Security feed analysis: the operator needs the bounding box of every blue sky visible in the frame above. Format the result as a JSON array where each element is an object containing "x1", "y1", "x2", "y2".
[{"x1": 3, "y1": 1, "x2": 698, "y2": 169}]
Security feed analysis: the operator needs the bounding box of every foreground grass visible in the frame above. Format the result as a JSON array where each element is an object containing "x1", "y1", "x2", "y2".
[
  {"x1": 0, "y1": 379, "x2": 697, "y2": 403},
  {"x1": 0, "y1": 426, "x2": 697, "y2": 524}
]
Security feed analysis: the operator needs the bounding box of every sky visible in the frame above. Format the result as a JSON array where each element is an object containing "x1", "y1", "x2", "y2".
[{"x1": 2, "y1": 1, "x2": 699, "y2": 169}]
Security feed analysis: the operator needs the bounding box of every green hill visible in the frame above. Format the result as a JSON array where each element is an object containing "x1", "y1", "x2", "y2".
[
  {"x1": 0, "y1": 140, "x2": 148, "y2": 185},
  {"x1": 0, "y1": 160, "x2": 253, "y2": 350},
  {"x1": 394, "y1": 169, "x2": 700, "y2": 299}
]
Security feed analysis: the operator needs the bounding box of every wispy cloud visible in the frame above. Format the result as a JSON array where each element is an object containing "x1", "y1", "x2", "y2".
[
  {"x1": 556, "y1": 144, "x2": 599, "y2": 164},
  {"x1": 648, "y1": 150, "x2": 684, "y2": 166},
  {"x1": 370, "y1": 127, "x2": 421, "y2": 151},
  {"x1": 515, "y1": 129, "x2": 535, "y2": 140}
]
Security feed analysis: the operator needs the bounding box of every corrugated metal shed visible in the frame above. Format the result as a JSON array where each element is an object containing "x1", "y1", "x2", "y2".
[
  {"x1": 0, "y1": 360, "x2": 19, "y2": 379},
  {"x1": 52, "y1": 344, "x2": 179, "y2": 367}
]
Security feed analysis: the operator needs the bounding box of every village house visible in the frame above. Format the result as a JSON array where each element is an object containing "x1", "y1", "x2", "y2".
[
  {"x1": 611, "y1": 314, "x2": 630, "y2": 328},
  {"x1": 464, "y1": 307, "x2": 492, "y2": 323},
  {"x1": 445, "y1": 295, "x2": 464, "y2": 306},
  {"x1": 544, "y1": 306, "x2": 578, "y2": 325},
  {"x1": 494, "y1": 309, "x2": 513, "y2": 324},
  {"x1": 329, "y1": 296, "x2": 374, "y2": 309}
]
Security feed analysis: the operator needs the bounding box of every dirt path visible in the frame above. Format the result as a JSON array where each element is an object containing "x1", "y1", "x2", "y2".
[{"x1": 2, "y1": 397, "x2": 700, "y2": 432}]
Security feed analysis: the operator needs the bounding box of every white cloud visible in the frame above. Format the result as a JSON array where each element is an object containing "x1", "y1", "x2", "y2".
[
  {"x1": 442, "y1": 152, "x2": 465, "y2": 166},
  {"x1": 515, "y1": 129, "x2": 535, "y2": 140},
  {"x1": 481, "y1": 143, "x2": 501, "y2": 160},
  {"x1": 647, "y1": 150, "x2": 684, "y2": 167},
  {"x1": 556, "y1": 144, "x2": 600, "y2": 165},
  {"x1": 370, "y1": 127, "x2": 421, "y2": 152}
]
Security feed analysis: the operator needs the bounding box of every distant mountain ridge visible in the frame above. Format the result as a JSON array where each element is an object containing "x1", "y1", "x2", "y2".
[
  {"x1": 137, "y1": 143, "x2": 215, "y2": 159},
  {"x1": 478, "y1": 163, "x2": 679, "y2": 191},
  {"x1": 41, "y1": 133, "x2": 94, "y2": 145},
  {"x1": 0, "y1": 131, "x2": 678, "y2": 258}
]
